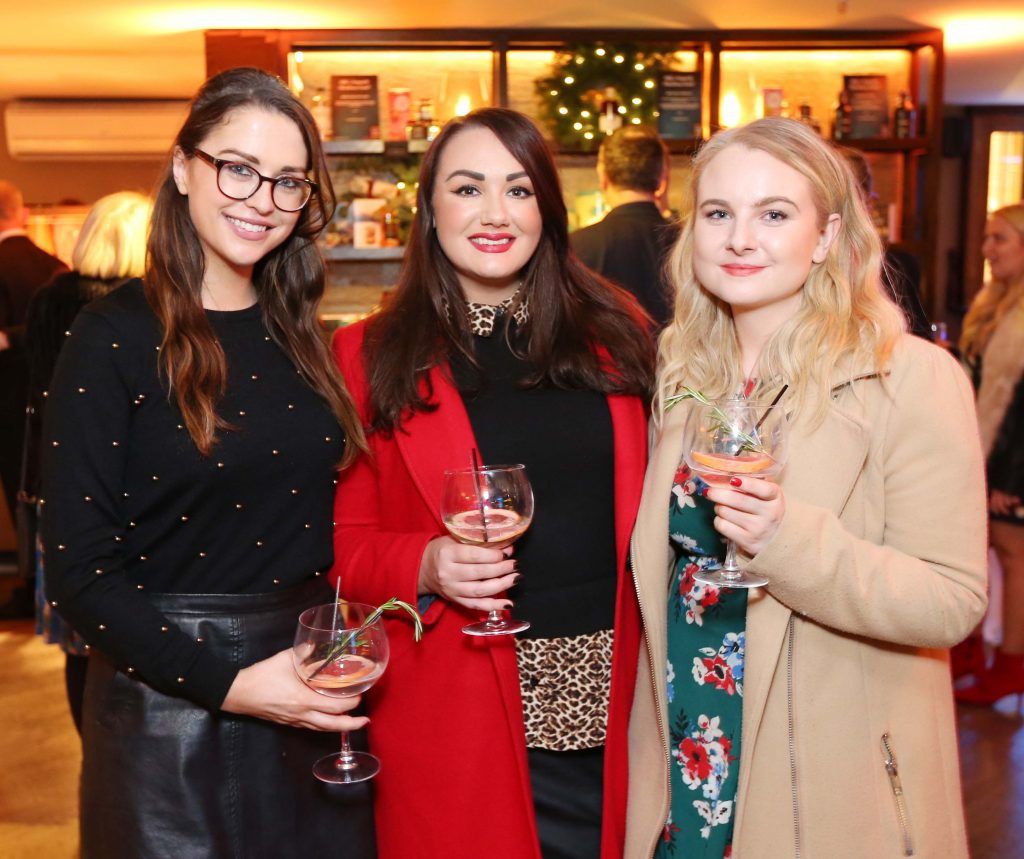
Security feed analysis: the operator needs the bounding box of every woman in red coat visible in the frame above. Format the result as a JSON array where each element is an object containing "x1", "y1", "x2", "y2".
[{"x1": 331, "y1": 108, "x2": 654, "y2": 859}]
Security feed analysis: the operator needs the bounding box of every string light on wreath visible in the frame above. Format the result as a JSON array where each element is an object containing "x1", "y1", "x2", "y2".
[{"x1": 535, "y1": 43, "x2": 678, "y2": 151}]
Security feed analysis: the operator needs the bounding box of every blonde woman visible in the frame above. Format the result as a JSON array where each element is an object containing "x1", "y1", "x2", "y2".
[
  {"x1": 625, "y1": 118, "x2": 987, "y2": 858},
  {"x1": 23, "y1": 191, "x2": 152, "y2": 734},
  {"x1": 956, "y1": 203, "x2": 1024, "y2": 706}
]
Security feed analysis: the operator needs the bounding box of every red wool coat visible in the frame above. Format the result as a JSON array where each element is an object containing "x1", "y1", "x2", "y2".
[{"x1": 330, "y1": 319, "x2": 648, "y2": 859}]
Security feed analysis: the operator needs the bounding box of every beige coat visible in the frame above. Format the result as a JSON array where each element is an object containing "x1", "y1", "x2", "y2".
[{"x1": 625, "y1": 335, "x2": 988, "y2": 859}]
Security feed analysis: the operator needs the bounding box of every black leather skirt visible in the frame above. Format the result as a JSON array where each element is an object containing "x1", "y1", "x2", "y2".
[{"x1": 80, "y1": 578, "x2": 376, "y2": 859}]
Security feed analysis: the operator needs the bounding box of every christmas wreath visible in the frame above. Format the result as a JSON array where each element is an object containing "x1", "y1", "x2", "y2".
[{"x1": 535, "y1": 43, "x2": 679, "y2": 151}]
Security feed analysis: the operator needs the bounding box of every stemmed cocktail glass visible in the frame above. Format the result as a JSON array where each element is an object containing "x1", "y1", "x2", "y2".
[
  {"x1": 682, "y1": 398, "x2": 789, "y2": 589},
  {"x1": 441, "y1": 464, "x2": 533, "y2": 636},
  {"x1": 292, "y1": 601, "x2": 389, "y2": 783}
]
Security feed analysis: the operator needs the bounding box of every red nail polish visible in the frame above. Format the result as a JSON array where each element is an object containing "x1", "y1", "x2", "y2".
[{"x1": 730, "y1": 477, "x2": 742, "y2": 487}]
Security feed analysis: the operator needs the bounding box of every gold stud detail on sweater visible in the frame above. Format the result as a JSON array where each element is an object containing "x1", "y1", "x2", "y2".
[
  {"x1": 136, "y1": 584, "x2": 144, "y2": 590},
  {"x1": 127, "y1": 667, "x2": 135, "y2": 674},
  {"x1": 160, "y1": 626, "x2": 169, "y2": 632},
  {"x1": 217, "y1": 462, "x2": 225, "y2": 469},
  {"x1": 251, "y1": 374, "x2": 258, "y2": 380},
  {"x1": 199, "y1": 552, "x2": 207, "y2": 558},
  {"x1": 325, "y1": 436, "x2": 332, "y2": 443},
  {"x1": 77, "y1": 387, "x2": 86, "y2": 394},
  {"x1": 52, "y1": 440, "x2": 59, "y2": 447},
  {"x1": 112, "y1": 343, "x2": 120, "y2": 349},
  {"x1": 84, "y1": 495, "x2": 92, "y2": 502},
  {"x1": 256, "y1": 541, "x2": 264, "y2": 548},
  {"x1": 50, "y1": 600, "x2": 58, "y2": 607},
  {"x1": 239, "y1": 410, "x2": 246, "y2": 417},
  {"x1": 272, "y1": 449, "x2": 280, "y2": 456},
  {"x1": 304, "y1": 523, "x2": 311, "y2": 529},
  {"x1": 181, "y1": 515, "x2": 189, "y2": 522},
  {"x1": 273, "y1": 579, "x2": 281, "y2": 585},
  {"x1": 57, "y1": 545, "x2": 66, "y2": 551},
  {"x1": 98, "y1": 624, "x2": 107, "y2": 631},
  {"x1": 291, "y1": 489, "x2": 299, "y2": 495},
  {"x1": 95, "y1": 568, "x2": 103, "y2": 575},
  {"x1": 112, "y1": 441, "x2": 120, "y2": 447},
  {"x1": 177, "y1": 676, "x2": 185, "y2": 684},
  {"x1": 235, "y1": 503, "x2": 243, "y2": 510}
]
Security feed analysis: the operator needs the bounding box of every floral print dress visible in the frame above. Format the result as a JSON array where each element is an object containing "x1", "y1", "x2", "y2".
[{"x1": 655, "y1": 463, "x2": 747, "y2": 858}]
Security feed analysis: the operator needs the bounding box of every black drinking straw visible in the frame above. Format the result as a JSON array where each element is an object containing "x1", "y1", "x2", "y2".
[
  {"x1": 753, "y1": 384, "x2": 789, "y2": 434},
  {"x1": 470, "y1": 448, "x2": 490, "y2": 543}
]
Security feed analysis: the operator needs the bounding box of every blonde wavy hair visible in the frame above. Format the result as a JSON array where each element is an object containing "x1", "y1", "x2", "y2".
[
  {"x1": 73, "y1": 191, "x2": 152, "y2": 280},
  {"x1": 655, "y1": 117, "x2": 905, "y2": 425},
  {"x1": 959, "y1": 204, "x2": 1024, "y2": 362}
]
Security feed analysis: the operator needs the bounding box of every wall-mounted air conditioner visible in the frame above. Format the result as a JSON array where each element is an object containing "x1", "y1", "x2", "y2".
[{"x1": 4, "y1": 99, "x2": 189, "y2": 160}]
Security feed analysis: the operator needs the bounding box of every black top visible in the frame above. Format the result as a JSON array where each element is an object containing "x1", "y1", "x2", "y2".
[
  {"x1": 21, "y1": 271, "x2": 126, "y2": 499},
  {"x1": 571, "y1": 201, "x2": 679, "y2": 327},
  {"x1": 41, "y1": 280, "x2": 345, "y2": 709},
  {"x1": 0, "y1": 233, "x2": 67, "y2": 352},
  {"x1": 451, "y1": 327, "x2": 618, "y2": 639}
]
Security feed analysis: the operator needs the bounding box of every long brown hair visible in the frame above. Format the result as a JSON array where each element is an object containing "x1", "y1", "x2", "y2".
[
  {"x1": 146, "y1": 67, "x2": 365, "y2": 463},
  {"x1": 364, "y1": 107, "x2": 655, "y2": 431}
]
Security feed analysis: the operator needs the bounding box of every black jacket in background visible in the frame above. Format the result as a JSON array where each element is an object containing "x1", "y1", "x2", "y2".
[{"x1": 571, "y1": 201, "x2": 679, "y2": 328}]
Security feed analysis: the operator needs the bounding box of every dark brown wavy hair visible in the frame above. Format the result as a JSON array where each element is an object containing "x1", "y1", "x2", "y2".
[
  {"x1": 145, "y1": 67, "x2": 364, "y2": 464},
  {"x1": 364, "y1": 107, "x2": 655, "y2": 431}
]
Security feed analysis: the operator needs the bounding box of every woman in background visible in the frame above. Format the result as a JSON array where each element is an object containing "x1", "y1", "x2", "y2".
[
  {"x1": 956, "y1": 203, "x2": 1024, "y2": 707},
  {"x1": 41, "y1": 68, "x2": 374, "y2": 858},
  {"x1": 332, "y1": 107, "x2": 653, "y2": 859},
  {"x1": 626, "y1": 117, "x2": 986, "y2": 858},
  {"x1": 22, "y1": 190, "x2": 152, "y2": 734}
]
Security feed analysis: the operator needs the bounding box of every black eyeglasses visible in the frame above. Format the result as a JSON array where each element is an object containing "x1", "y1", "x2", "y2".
[{"x1": 191, "y1": 148, "x2": 318, "y2": 212}]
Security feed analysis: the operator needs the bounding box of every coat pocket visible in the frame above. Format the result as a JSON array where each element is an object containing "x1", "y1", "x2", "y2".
[{"x1": 880, "y1": 731, "x2": 915, "y2": 856}]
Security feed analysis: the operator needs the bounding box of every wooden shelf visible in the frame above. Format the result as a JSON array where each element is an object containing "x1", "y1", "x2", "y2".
[{"x1": 323, "y1": 245, "x2": 405, "y2": 261}]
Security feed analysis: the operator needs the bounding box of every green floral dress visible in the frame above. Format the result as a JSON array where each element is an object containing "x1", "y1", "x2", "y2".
[{"x1": 654, "y1": 462, "x2": 747, "y2": 858}]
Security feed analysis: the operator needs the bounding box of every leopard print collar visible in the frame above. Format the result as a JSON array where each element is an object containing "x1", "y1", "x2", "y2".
[{"x1": 465, "y1": 291, "x2": 529, "y2": 337}]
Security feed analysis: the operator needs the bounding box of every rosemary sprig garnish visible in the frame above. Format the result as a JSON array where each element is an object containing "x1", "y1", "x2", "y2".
[
  {"x1": 665, "y1": 385, "x2": 771, "y2": 455},
  {"x1": 308, "y1": 597, "x2": 423, "y2": 680}
]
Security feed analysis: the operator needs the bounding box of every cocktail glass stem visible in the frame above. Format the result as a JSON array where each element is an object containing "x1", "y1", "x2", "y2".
[
  {"x1": 720, "y1": 539, "x2": 742, "y2": 580},
  {"x1": 336, "y1": 732, "x2": 358, "y2": 772}
]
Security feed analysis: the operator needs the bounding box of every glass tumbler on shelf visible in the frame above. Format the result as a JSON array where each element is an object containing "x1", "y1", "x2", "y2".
[
  {"x1": 292, "y1": 601, "x2": 389, "y2": 783},
  {"x1": 682, "y1": 398, "x2": 789, "y2": 589},
  {"x1": 441, "y1": 464, "x2": 534, "y2": 636}
]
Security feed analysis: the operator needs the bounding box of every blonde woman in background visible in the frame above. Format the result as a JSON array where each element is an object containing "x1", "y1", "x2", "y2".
[
  {"x1": 955, "y1": 203, "x2": 1024, "y2": 707},
  {"x1": 625, "y1": 117, "x2": 987, "y2": 858},
  {"x1": 21, "y1": 190, "x2": 153, "y2": 734}
]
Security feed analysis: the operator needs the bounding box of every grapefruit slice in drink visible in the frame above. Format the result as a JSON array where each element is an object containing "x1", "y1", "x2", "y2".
[{"x1": 691, "y1": 449, "x2": 775, "y2": 476}]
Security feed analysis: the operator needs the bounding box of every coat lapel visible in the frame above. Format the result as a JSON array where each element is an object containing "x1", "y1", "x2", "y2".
[{"x1": 392, "y1": 365, "x2": 478, "y2": 526}]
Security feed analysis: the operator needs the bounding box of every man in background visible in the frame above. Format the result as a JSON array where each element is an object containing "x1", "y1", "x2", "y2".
[
  {"x1": 571, "y1": 126, "x2": 679, "y2": 327},
  {"x1": 0, "y1": 180, "x2": 65, "y2": 615}
]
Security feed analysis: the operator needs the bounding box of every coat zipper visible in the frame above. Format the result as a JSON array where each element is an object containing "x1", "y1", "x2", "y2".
[
  {"x1": 629, "y1": 535, "x2": 672, "y2": 857},
  {"x1": 786, "y1": 616, "x2": 802, "y2": 859},
  {"x1": 881, "y1": 732, "x2": 915, "y2": 856}
]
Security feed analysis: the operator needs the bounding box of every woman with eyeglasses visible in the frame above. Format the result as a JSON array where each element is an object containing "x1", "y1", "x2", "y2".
[{"x1": 40, "y1": 68, "x2": 375, "y2": 859}]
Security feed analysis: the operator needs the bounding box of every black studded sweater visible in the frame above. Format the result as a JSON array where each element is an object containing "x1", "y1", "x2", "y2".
[{"x1": 41, "y1": 280, "x2": 345, "y2": 710}]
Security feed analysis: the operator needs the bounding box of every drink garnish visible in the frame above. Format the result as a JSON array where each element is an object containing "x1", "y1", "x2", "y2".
[{"x1": 308, "y1": 597, "x2": 423, "y2": 681}]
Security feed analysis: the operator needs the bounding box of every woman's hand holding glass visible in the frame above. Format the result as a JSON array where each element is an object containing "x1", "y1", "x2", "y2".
[
  {"x1": 221, "y1": 648, "x2": 369, "y2": 733},
  {"x1": 704, "y1": 475, "x2": 786, "y2": 559},
  {"x1": 418, "y1": 536, "x2": 518, "y2": 613}
]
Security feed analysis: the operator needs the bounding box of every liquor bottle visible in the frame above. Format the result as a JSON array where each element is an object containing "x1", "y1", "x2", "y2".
[
  {"x1": 894, "y1": 91, "x2": 916, "y2": 139},
  {"x1": 310, "y1": 87, "x2": 332, "y2": 140},
  {"x1": 797, "y1": 101, "x2": 822, "y2": 135},
  {"x1": 406, "y1": 99, "x2": 439, "y2": 143},
  {"x1": 380, "y1": 204, "x2": 401, "y2": 247},
  {"x1": 598, "y1": 87, "x2": 623, "y2": 136},
  {"x1": 832, "y1": 90, "x2": 853, "y2": 140}
]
